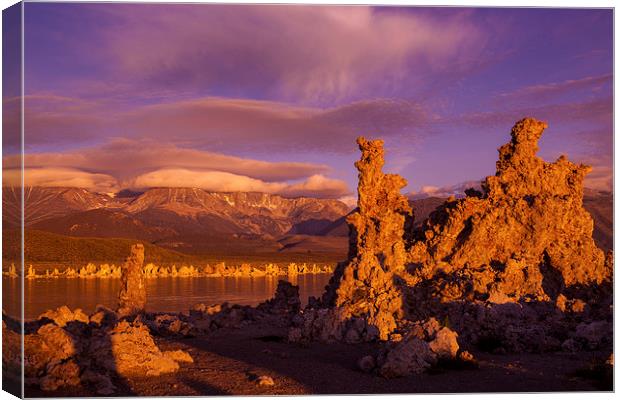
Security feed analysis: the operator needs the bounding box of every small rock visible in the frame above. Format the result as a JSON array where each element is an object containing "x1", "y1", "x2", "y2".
[
  {"x1": 389, "y1": 333, "x2": 403, "y2": 342},
  {"x1": 39, "y1": 360, "x2": 81, "y2": 391},
  {"x1": 39, "y1": 306, "x2": 89, "y2": 327},
  {"x1": 575, "y1": 321, "x2": 611, "y2": 349},
  {"x1": 459, "y1": 350, "x2": 475, "y2": 362},
  {"x1": 378, "y1": 337, "x2": 437, "y2": 378},
  {"x1": 163, "y1": 350, "x2": 194, "y2": 363},
  {"x1": 357, "y1": 355, "x2": 376, "y2": 372},
  {"x1": 429, "y1": 327, "x2": 459, "y2": 359},
  {"x1": 256, "y1": 375, "x2": 275, "y2": 386}
]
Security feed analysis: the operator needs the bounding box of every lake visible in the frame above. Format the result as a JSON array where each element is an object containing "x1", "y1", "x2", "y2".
[{"x1": 2, "y1": 274, "x2": 332, "y2": 319}]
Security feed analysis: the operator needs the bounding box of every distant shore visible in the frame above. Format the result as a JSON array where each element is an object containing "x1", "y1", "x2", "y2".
[{"x1": 2, "y1": 261, "x2": 336, "y2": 280}]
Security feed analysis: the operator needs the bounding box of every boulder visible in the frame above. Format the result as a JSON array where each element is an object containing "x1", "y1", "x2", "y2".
[
  {"x1": 363, "y1": 319, "x2": 463, "y2": 378},
  {"x1": 574, "y1": 320, "x2": 612, "y2": 350},
  {"x1": 257, "y1": 280, "x2": 301, "y2": 316},
  {"x1": 429, "y1": 327, "x2": 460, "y2": 359},
  {"x1": 377, "y1": 337, "x2": 437, "y2": 378},
  {"x1": 256, "y1": 375, "x2": 275, "y2": 387},
  {"x1": 38, "y1": 306, "x2": 89, "y2": 327},
  {"x1": 163, "y1": 350, "x2": 194, "y2": 363},
  {"x1": 89, "y1": 320, "x2": 180, "y2": 377},
  {"x1": 39, "y1": 360, "x2": 81, "y2": 391}
]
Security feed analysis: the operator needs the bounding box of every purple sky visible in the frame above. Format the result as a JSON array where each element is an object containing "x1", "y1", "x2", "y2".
[{"x1": 6, "y1": 4, "x2": 613, "y2": 201}]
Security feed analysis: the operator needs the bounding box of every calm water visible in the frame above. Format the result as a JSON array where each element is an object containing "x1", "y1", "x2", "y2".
[{"x1": 2, "y1": 274, "x2": 332, "y2": 319}]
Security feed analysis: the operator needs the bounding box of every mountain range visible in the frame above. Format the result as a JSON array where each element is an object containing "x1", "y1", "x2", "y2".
[
  {"x1": 3, "y1": 187, "x2": 352, "y2": 261},
  {"x1": 2, "y1": 186, "x2": 613, "y2": 263}
]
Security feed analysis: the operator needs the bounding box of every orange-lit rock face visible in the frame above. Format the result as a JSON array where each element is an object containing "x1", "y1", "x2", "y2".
[
  {"x1": 297, "y1": 118, "x2": 611, "y2": 345},
  {"x1": 408, "y1": 117, "x2": 611, "y2": 303},
  {"x1": 322, "y1": 137, "x2": 412, "y2": 340},
  {"x1": 118, "y1": 244, "x2": 147, "y2": 316}
]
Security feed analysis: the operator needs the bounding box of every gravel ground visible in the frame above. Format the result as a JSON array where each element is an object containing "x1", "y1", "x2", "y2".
[{"x1": 22, "y1": 320, "x2": 612, "y2": 397}]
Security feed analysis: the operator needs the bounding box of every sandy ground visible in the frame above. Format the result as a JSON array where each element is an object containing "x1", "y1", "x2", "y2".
[{"x1": 21, "y1": 319, "x2": 612, "y2": 397}]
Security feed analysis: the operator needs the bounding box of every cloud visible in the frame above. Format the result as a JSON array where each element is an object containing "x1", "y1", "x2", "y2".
[
  {"x1": 498, "y1": 74, "x2": 612, "y2": 103},
  {"x1": 131, "y1": 169, "x2": 287, "y2": 194},
  {"x1": 580, "y1": 154, "x2": 613, "y2": 192},
  {"x1": 4, "y1": 139, "x2": 352, "y2": 198},
  {"x1": 95, "y1": 5, "x2": 486, "y2": 102},
  {"x1": 5, "y1": 167, "x2": 118, "y2": 193},
  {"x1": 19, "y1": 95, "x2": 430, "y2": 153},
  {"x1": 10, "y1": 139, "x2": 331, "y2": 183},
  {"x1": 120, "y1": 97, "x2": 430, "y2": 153},
  {"x1": 132, "y1": 169, "x2": 350, "y2": 198},
  {"x1": 281, "y1": 174, "x2": 351, "y2": 198},
  {"x1": 2, "y1": 94, "x2": 110, "y2": 149},
  {"x1": 453, "y1": 97, "x2": 612, "y2": 129},
  {"x1": 585, "y1": 165, "x2": 613, "y2": 192}
]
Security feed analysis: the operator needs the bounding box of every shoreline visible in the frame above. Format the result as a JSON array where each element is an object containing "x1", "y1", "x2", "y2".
[{"x1": 2, "y1": 261, "x2": 337, "y2": 280}]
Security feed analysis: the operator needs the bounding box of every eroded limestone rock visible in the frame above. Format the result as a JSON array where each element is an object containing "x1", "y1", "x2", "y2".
[
  {"x1": 117, "y1": 244, "x2": 147, "y2": 316},
  {"x1": 141, "y1": 312, "x2": 202, "y2": 337},
  {"x1": 408, "y1": 118, "x2": 611, "y2": 305},
  {"x1": 294, "y1": 118, "x2": 611, "y2": 356},
  {"x1": 39, "y1": 306, "x2": 89, "y2": 327},
  {"x1": 315, "y1": 137, "x2": 411, "y2": 341},
  {"x1": 369, "y1": 319, "x2": 463, "y2": 378},
  {"x1": 89, "y1": 320, "x2": 187, "y2": 377},
  {"x1": 10, "y1": 243, "x2": 195, "y2": 393},
  {"x1": 11, "y1": 307, "x2": 193, "y2": 393},
  {"x1": 377, "y1": 337, "x2": 436, "y2": 377},
  {"x1": 257, "y1": 280, "x2": 301, "y2": 317}
]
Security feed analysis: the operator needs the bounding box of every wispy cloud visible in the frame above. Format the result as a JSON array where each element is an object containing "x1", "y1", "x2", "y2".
[
  {"x1": 585, "y1": 165, "x2": 613, "y2": 192},
  {"x1": 120, "y1": 97, "x2": 430, "y2": 153},
  {"x1": 4, "y1": 168, "x2": 118, "y2": 193},
  {"x1": 18, "y1": 5, "x2": 612, "y2": 200},
  {"x1": 94, "y1": 5, "x2": 486, "y2": 103},
  {"x1": 4, "y1": 94, "x2": 108, "y2": 149},
  {"x1": 452, "y1": 97, "x2": 612, "y2": 128},
  {"x1": 18, "y1": 95, "x2": 431, "y2": 152},
  {"x1": 497, "y1": 74, "x2": 612, "y2": 103},
  {"x1": 11, "y1": 139, "x2": 333, "y2": 181}
]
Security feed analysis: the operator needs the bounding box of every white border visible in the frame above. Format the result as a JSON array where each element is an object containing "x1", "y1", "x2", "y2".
[{"x1": 0, "y1": 1, "x2": 616, "y2": 400}]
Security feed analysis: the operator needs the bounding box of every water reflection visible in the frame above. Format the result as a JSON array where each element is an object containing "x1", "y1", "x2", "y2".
[{"x1": 5, "y1": 274, "x2": 331, "y2": 319}]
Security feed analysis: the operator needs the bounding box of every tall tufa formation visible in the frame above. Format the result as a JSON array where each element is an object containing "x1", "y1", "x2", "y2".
[
  {"x1": 292, "y1": 118, "x2": 611, "y2": 349},
  {"x1": 117, "y1": 244, "x2": 147, "y2": 316},
  {"x1": 321, "y1": 137, "x2": 412, "y2": 340},
  {"x1": 408, "y1": 118, "x2": 611, "y2": 304}
]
